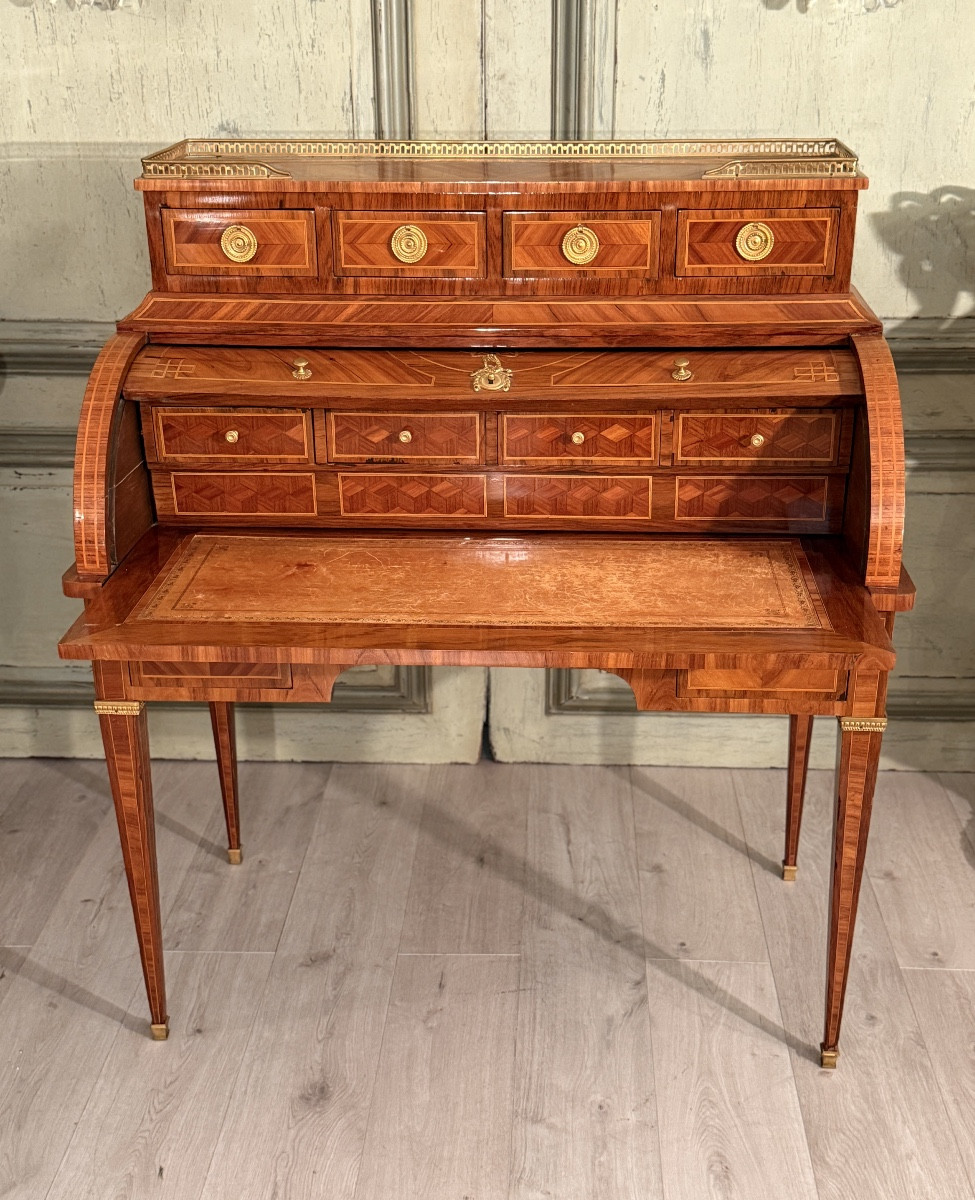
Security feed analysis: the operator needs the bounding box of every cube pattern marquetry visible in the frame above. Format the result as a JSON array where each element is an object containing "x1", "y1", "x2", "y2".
[
  {"x1": 675, "y1": 476, "x2": 828, "y2": 521},
  {"x1": 339, "y1": 473, "x2": 487, "y2": 517}
]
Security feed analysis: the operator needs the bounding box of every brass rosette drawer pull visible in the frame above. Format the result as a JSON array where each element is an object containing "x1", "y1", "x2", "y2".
[
  {"x1": 561, "y1": 224, "x2": 600, "y2": 265},
  {"x1": 390, "y1": 224, "x2": 429, "y2": 264},
  {"x1": 735, "y1": 221, "x2": 775, "y2": 262},
  {"x1": 219, "y1": 224, "x2": 259, "y2": 263}
]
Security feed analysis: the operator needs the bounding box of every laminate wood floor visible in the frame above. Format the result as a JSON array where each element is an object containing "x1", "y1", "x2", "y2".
[{"x1": 1, "y1": 756, "x2": 974, "y2": 1200}]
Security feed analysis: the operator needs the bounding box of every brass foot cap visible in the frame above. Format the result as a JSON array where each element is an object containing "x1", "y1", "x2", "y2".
[
  {"x1": 820, "y1": 1047, "x2": 838, "y2": 1069},
  {"x1": 150, "y1": 1022, "x2": 170, "y2": 1041},
  {"x1": 227, "y1": 847, "x2": 243, "y2": 865},
  {"x1": 782, "y1": 864, "x2": 798, "y2": 882}
]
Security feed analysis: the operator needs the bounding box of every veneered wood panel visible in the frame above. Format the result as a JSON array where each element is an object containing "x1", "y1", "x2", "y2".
[
  {"x1": 167, "y1": 472, "x2": 318, "y2": 517},
  {"x1": 676, "y1": 411, "x2": 841, "y2": 465},
  {"x1": 681, "y1": 667, "x2": 843, "y2": 696},
  {"x1": 339, "y1": 473, "x2": 488, "y2": 517},
  {"x1": 150, "y1": 407, "x2": 311, "y2": 462},
  {"x1": 131, "y1": 661, "x2": 292, "y2": 687},
  {"x1": 335, "y1": 211, "x2": 486, "y2": 278},
  {"x1": 504, "y1": 210, "x2": 660, "y2": 276},
  {"x1": 161, "y1": 208, "x2": 317, "y2": 277},
  {"x1": 501, "y1": 414, "x2": 656, "y2": 465},
  {"x1": 329, "y1": 412, "x2": 482, "y2": 462},
  {"x1": 677, "y1": 208, "x2": 839, "y2": 278},
  {"x1": 503, "y1": 475, "x2": 652, "y2": 519},
  {"x1": 674, "y1": 476, "x2": 831, "y2": 523}
]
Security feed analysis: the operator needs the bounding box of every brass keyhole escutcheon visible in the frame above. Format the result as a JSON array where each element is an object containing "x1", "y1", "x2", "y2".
[
  {"x1": 291, "y1": 358, "x2": 312, "y2": 380},
  {"x1": 470, "y1": 353, "x2": 513, "y2": 392},
  {"x1": 398, "y1": 430, "x2": 413, "y2": 444},
  {"x1": 561, "y1": 224, "x2": 600, "y2": 266},
  {"x1": 735, "y1": 221, "x2": 775, "y2": 262},
  {"x1": 220, "y1": 224, "x2": 259, "y2": 263},
  {"x1": 390, "y1": 224, "x2": 429, "y2": 264},
  {"x1": 570, "y1": 431, "x2": 586, "y2": 446},
  {"x1": 750, "y1": 433, "x2": 766, "y2": 448},
  {"x1": 224, "y1": 429, "x2": 239, "y2": 444},
  {"x1": 672, "y1": 357, "x2": 693, "y2": 382}
]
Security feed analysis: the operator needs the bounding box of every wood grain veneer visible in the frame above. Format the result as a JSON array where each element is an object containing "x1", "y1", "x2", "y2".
[{"x1": 62, "y1": 140, "x2": 912, "y2": 1066}]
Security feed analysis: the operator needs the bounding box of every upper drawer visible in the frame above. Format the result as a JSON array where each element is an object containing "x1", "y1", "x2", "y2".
[
  {"x1": 148, "y1": 407, "x2": 312, "y2": 463},
  {"x1": 503, "y1": 211, "x2": 660, "y2": 277},
  {"x1": 675, "y1": 411, "x2": 845, "y2": 466},
  {"x1": 676, "y1": 208, "x2": 839, "y2": 277},
  {"x1": 502, "y1": 414, "x2": 656, "y2": 465},
  {"x1": 334, "y1": 211, "x2": 486, "y2": 278},
  {"x1": 328, "y1": 412, "x2": 482, "y2": 463},
  {"x1": 161, "y1": 209, "x2": 318, "y2": 277}
]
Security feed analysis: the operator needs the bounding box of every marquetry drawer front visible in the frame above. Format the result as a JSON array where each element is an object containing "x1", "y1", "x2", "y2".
[
  {"x1": 168, "y1": 472, "x2": 318, "y2": 517},
  {"x1": 503, "y1": 211, "x2": 660, "y2": 277},
  {"x1": 130, "y1": 662, "x2": 293, "y2": 689},
  {"x1": 329, "y1": 413, "x2": 481, "y2": 463},
  {"x1": 681, "y1": 668, "x2": 844, "y2": 698},
  {"x1": 674, "y1": 476, "x2": 829, "y2": 522},
  {"x1": 502, "y1": 415, "x2": 656, "y2": 466},
  {"x1": 504, "y1": 476, "x2": 652, "y2": 519},
  {"x1": 675, "y1": 411, "x2": 841, "y2": 465},
  {"x1": 339, "y1": 474, "x2": 487, "y2": 518},
  {"x1": 334, "y1": 211, "x2": 486, "y2": 278},
  {"x1": 151, "y1": 408, "x2": 311, "y2": 463},
  {"x1": 676, "y1": 208, "x2": 839, "y2": 277},
  {"x1": 161, "y1": 209, "x2": 317, "y2": 277}
]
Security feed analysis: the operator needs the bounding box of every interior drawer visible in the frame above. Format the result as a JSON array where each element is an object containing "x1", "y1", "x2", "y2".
[
  {"x1": 501, "y1": 414, "x2": 656, "y2": 465},
  {"x1": 161, "y1": 209, "x2": 317, "y2": 277},
  {"x1": 338, "y1": 473, "x2": 487, "y2": 517},
  {"x1": 675, "y1": 411, "x2": 843, "y2": 465},
  {"x1": 503, "y1": 475, "x2": 652, "y2": 519},
  {"x1": 680, "y1": 667, "x2": 845, "y2": 698},
  {"x1": 676, "y1": 208, "x2": 839, "y2": 277},
  {"x1": 328, "y1": 413, "x2": 481, "y2": 463},
  {"x1": 163, "y1": 471, "x2": 319, "y2": 518},
  {"x1": 130, "y1": 661, "x2": 293, "y2": 689},
  {"x1": 674, "y1": 475, "x2": 833, "y2": 523},
  {"x1": 334, "y1": 211, "x2": 486, "y2": 278},
  {"x1": 503, "y1": 211, "x2": 660, "y2": 277},
  {"x1": 149, "y1": 408, "x2": 312, "y2": 463}
]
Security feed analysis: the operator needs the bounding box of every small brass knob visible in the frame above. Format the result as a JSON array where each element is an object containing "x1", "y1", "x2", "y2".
[
  {"x1": 220, "y1": 224, "x2": 258, "y2": 263},
  {"x1": 735, "y1": 221, "x2": 775, "y2": 262},
  {"x1": 561, "y1": 224, "x2": 600, "y2": 266},
  {"x1": 398, "y1": 430, "x2": 413, "y2": 444},
  {"x1": 570, "y1": 431, "x2": 586, "y2": 446},
  {"x1": 224, "y1": 429, "x2": 239, "y2": 444},
  {"x1": 291, "y1": 358, "x2": 312, "y2": 381},
  {"x1": 750, "y1": 433, "x2": 766, "y2": 448},
  {"x1": 390, "y1": 224, "x2": 428, "y2": 264},
  {"x1": 672, "y1": 358, "x2": 693, "y2": 382}
]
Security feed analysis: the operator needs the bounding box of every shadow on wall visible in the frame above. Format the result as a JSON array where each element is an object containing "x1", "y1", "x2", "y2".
[
  {"x1": 762, "y1": 0, "x2": 904, "y2": 10},
  {"x1": 872, "y1": 187, "x2": 975, "y2": 331}
]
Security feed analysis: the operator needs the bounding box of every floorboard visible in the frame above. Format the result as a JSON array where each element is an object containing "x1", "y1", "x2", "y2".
[{"x1": 0, "y1": 758, "x2": 973, "y2": 1200}]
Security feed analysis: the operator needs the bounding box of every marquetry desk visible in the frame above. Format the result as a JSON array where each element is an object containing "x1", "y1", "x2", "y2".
[{"x1": 59, "y1": 138, "x2": 914, "y2": 1068}]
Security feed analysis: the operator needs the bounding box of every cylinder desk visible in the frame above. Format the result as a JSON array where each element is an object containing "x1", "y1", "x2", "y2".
[{"x1": 59, "y1": 138, "x2": 914, "y2": 1068}]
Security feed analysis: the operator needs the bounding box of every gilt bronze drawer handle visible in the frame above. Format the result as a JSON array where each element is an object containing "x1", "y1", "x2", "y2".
[
  {"x1": 291, "y1": 358, "x2": 312, "y2": 380},
  {"x1": 735, "y1": 221, "x2": 775, "y2": 262},
  {"x1": 224, "y1": 429, "x2": 239, "y2": 444},
  {"x1": 470, "y1": 353, "x2": 512, "y2": 392},
  {"x1": 390, "y1": 224, "x2": 429, "y2": 264},
  {"x1": 219, "y1": 224, "x2": 259, "y2": 263},
  {"x1": 398, "y1": 430, "x2": 413, "y2": 444},
  {"x1": 570, "y1": 431, "x2": 586, "y2": 445},
  {"x1": 750, "y1": 433, "x2": 766, "y2": 447},
  {"x1": 672, "y1": 357, "x2": 693, "y2": 381},
  {"x1": 561, "y1": 224, "x2": 600, "y2": 265}
]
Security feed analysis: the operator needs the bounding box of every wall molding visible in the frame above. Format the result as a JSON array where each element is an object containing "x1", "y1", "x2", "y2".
[
  {"x1": 0, "y1": 666, "x2": 432, "y2": 714},
  {"x1": 546, "y1": 669, "x2": 975, "y2": 722}
]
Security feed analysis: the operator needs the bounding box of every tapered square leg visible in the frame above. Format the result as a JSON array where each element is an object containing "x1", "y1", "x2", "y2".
[
  {"x1": 95, "y1": 699, "x2": 167, "y2": 1038},
  {"x1": 821, "y1": 715, "x2": 885, "y2": 1067},
  {"x1": 783, "y1": 714, "x2": 813, "y2": 880},
  {"x1": 209, "y1": 702, "x2": 241, "y2": 864}
]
